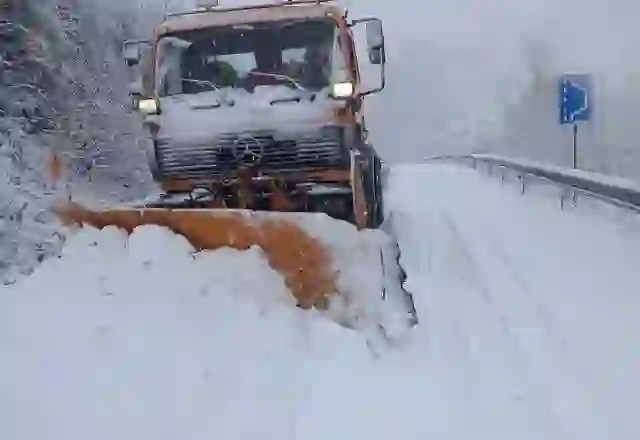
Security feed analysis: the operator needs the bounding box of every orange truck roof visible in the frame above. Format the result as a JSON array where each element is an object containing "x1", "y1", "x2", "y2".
[{"x1": 155, "y1": 1, "x2": 344, "y2": 37}]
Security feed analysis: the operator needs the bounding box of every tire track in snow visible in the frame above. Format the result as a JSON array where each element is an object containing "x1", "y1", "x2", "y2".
[
  {"x1": 388, "y1": 177, "x2": 560, "y2": 438},
  {"x1": 435, "y1": 209, "x2": 565, "y2": 439},
  {"x1": 385, "y1": 163, "x2": 629, "y2": 439},
  {"x1": 440, "y1": 204, "x2": 615, "y2": 440},
  {"x1": 435, "y1": 164, "x2": 633, "y2": 440},
  {"x1": 388, "y1": 204, "x2": 483, "y2": 435}
]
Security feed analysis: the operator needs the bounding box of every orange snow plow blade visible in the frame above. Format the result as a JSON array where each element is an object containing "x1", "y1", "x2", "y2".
[{"x1": 54, "y1": 202, "x2": 336, "y2": 309}]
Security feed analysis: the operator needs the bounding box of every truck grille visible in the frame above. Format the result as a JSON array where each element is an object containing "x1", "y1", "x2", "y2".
[{"x1": 155, "y1": 130, "x2": 346, "y2": 179}]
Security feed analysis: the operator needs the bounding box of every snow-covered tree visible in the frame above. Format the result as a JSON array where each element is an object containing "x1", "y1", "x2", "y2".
[{"x1": 0, "y1": 0, "x2": 156, "y2": 284}]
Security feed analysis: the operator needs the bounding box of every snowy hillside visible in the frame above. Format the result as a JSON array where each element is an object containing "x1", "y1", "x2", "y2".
[{"x1": 0, "y1": 0, "x2": 159, "y2": 284}]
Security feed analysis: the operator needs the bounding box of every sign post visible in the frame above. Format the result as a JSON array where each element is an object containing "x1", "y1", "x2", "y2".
[{"x1": 559, "y1": 74, "x2": 592, "y2": 169}]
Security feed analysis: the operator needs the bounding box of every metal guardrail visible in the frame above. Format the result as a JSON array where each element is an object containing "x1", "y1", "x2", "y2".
[{"x1": 424, "y1": 153, "x2": 640, "y2": 213}]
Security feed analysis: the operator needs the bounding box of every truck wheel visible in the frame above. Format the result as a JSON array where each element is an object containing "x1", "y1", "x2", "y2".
[
  {"x1": 361, "y1": 151, "x2": 383, "y2": 229},
  {"x1": 372, "y1": 155, "x2": 385, "y2": 227},
  {"x1": 146, "y1": 140, "x2": 163, "y2": 181}
]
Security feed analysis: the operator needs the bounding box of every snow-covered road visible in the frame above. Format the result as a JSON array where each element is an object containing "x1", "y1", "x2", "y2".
[
  {"x1": 388, "y1": 163, "x2": 640, "y2": 440},
  {"x1": 1, "y1": 163, "x2": 640, "y2": 439}
]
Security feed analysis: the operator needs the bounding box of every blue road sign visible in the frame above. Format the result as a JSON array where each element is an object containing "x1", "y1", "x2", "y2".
[{"x1": 559, "y1": 74, "x2": 592, "y2": 124}]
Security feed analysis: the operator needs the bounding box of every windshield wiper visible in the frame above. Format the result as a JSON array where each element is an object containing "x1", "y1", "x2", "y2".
[
  {"x1": 246, "y1": 71, "x2": 316, "y2": 104},
  {"x1": 247, "y1": 71, "x2": 306, "y2": 91},
  {"x1": 181, "y1": 78, "x2": 221, "y2": 93},
  {"x1": 179, "y1": 78, "x2": 235, "y2": 107}
]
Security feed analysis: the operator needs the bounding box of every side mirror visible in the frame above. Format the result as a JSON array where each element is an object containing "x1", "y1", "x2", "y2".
[
  {"x1": 365, "y1": 19, "x2": 386, "y2": 65},
  {"x1": 127, "y1": 79, "x2": 144, "y2": 110},
  {"x1": 349, "y1": 17, "x2": 387, "y2": 97},
  {"x1": 122, "y1": 40, "x2": 149, "y2": 67},
  {"x1": 128, "y1": 78, "x2": 143, "y2": 96}
]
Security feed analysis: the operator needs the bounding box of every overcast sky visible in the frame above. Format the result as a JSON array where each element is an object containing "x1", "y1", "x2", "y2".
[{"x1": 352, "y1": 0, "x2": 640, "y2": 162}]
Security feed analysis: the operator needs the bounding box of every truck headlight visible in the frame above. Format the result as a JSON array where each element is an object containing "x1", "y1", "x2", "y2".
[
  {"x1": 332, "y1": 82, "x2": 354, "y2": 98},
  {"x1": 137, "y1": 98, "x2": 160, "y2": 115}
]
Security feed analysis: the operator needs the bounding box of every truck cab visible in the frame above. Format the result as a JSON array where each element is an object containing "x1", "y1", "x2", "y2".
[{"x1": 124, "y1": 0, "x2": 387, "y2": 229}]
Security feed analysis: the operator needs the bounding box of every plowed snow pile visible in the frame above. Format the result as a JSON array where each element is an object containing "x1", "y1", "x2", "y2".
[{"x1": 0, "y1": 223, "x2": 417, "y2": 440}]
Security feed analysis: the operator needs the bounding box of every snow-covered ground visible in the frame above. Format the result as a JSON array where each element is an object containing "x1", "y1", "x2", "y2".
[
  {"x1": 4, "y1": 0, "x2": 640, "y2": 437},
  {"x1": 0, "y1": 219, "x2": 416, "y2": 440},
  {"x1": 2, "y1": 162, "x2": 640, "y2": 439},
  {"x1": 387, "y1": 163, "x2": 640, "y2": 440},
  {"x1": 0, "y1": 0, "x2": 159, "y2": 284}
]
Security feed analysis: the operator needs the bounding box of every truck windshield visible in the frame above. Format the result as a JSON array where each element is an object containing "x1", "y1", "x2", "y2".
[{"x1": 154, "y1": 18, "x2": 336, "y2": 97}]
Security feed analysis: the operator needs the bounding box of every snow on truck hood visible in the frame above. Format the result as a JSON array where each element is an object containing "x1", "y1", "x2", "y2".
[{"x1": 151, "y1": 86, "x2": 344, "y2": 144}]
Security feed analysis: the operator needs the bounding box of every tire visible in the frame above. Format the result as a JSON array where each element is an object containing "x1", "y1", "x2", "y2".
[
  {"x1": 372, "y1": 155, "x2": 385, "y2": 227},
  {"x1": 361, "y1": 149, "x2": 384, "y2": 229}
]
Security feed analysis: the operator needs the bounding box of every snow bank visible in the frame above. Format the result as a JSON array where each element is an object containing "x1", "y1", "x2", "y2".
[
  {"x1": 280, "y1": 211, "x2": 413, "y2": 336},
  {"x1": 0, "y1": 223, "x2": 417, "y2": 440},
  {"x1": 51, "y1": 201, "x2": 415, "y2": 338}
]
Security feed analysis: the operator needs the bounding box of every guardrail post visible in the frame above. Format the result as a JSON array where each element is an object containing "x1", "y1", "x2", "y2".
[
  {"x1": 500, "y1": 166, "x2": 505, "y2": 181},
  {"x1": 519, "y1": 174, "x2": 526, "y2": 195}
]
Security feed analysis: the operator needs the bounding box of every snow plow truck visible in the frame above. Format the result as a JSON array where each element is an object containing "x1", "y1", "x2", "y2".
[{"x1": 56, "y1": 0, "x2": 416, "y2": 326}]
